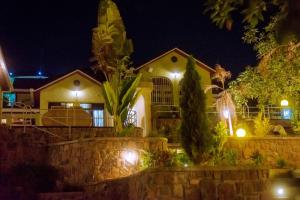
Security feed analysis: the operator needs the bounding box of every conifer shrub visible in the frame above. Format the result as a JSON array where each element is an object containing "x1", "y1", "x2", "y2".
[{"x1": 179, "y1": 56, "x2": 212, "y2": 163}]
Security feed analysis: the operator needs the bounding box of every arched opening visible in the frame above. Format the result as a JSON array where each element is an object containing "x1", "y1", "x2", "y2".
[{"x1": 151, "y1": 76, "x2": 173, "y2": 105}]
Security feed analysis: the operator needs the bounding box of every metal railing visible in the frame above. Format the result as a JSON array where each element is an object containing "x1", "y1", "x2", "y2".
[{"x1": 151, "y1": 104, "x2": 295, "y2": 120}]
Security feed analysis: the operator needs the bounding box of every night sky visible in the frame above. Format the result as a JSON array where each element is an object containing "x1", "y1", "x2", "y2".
[{"x1": 0, "y1": 0, "x2": 257, "y2": 78}]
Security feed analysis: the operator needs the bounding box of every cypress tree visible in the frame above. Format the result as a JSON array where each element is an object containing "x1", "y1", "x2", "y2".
[{"x1": 179, "y1": 56, "x2": 211, "y2": 163}]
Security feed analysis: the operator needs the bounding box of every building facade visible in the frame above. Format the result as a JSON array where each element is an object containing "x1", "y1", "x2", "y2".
[{"x1": 1, "y1": 48, "x2": 214, "y2": 136}]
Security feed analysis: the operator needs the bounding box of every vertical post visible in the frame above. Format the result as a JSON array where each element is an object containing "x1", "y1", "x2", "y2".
[{"x1": 0, "y1": 86, "x2": 2, "y2": 125}]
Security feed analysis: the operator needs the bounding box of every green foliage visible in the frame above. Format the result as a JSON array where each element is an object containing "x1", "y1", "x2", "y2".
[
  {"x1": 250, "y1": 150, "x2": 264, "y2": 166},
  {"x1": 91, "y1": 0, "x2": 133, "y2": 80},
  {"x1": 179, "y1": 56, "x2": 212, "y2": 164},
  {"x1": 141, "y1": 150, "x2": 192, "y2": 168},
  {"x1": 157, "y1": 123, "x2": 181, "y2": 143},
  {"x1": 276, "y1": 158, "x2": 287, "y2": 168},
  {"x1": 102, "y1": 73, "x2": 142, "y2": 135},
  {"x1": 211, "y1": 121, "x2": 228, "y2": 156},
  {"x1": 254, "y1": 112, "x2": 271, "y2": 136},
  {"x1": 224, "y1": 149, "x2": 238, "y2": 166}
]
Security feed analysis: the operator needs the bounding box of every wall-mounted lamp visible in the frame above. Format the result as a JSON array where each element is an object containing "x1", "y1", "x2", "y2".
[
  {"x1": 121, "y1": 149, "x2": 138, "y2": 165},
  {"x1": 280, "y1": 99, "x2": 289, "y2": 107},
  {"x1": 171, "y1": 72, "x2": 181, "y2": 79}
]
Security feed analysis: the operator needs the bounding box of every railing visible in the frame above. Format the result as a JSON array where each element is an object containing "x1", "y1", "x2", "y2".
[{"x1": 151, "y1": 104, "x2": 295, "y2": 120}]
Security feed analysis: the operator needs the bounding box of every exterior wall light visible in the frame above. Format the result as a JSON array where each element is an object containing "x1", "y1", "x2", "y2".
[
  {"x1": 236, "y1": 128, "x2": 246, "y2": 137},
  {"x1": 121, "y1": 150, "x2": 138, "y2": 165},
  {"x1": 71, "y1": 90, "x2": 82, "y2": 98},
  {"x1": 171, "y1": 72, "x2": 180, "y2": 79},
  {"x1": 280, "y1": 99, "x2": 289, "y2": 107}
]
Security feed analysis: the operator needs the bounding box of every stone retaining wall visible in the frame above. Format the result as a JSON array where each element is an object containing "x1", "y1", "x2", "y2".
[
  {"x1": 47, "y1": 137, "x2": 168, "y2": 185},
  {"x1": 86, "y1": 168, "x2": 270, "y2": 200},
  {"x1": 225, "y1": 137, "x2": 300, "y2": 167},
  {"x1": 0, "y1": 126, "x2": 47, "y2": 173},
  {"x1": 38, "y1": 192, "x2": 85, "y2": 200}
]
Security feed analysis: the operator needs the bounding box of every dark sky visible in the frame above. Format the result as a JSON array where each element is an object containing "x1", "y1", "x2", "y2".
[{"x1": 0, "y1": 0, "x2": 257, "y2": 78}]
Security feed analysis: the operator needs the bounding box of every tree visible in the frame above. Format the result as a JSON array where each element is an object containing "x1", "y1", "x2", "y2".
[
  {"x1": 180, "y1": 56, "x2": 211, "y2": 163},
  {"x1": 205, "y1": 65, "x2": 235, "y2": 136},
  {"x1": 205, "y1": 0, "x2": 300, "y2": 115},
  {"x1": 102, "y1": 72, "x2": 142, "y2": 134},
  {"x1": 91, "y1": 0, "x2": 133, "y2": 81},
  {"x1": 204, "y1": 0, "x2": 300, "y2": 41},
  {"x1": 92, "y1": 0, "x2": 141, "y2": 134}
]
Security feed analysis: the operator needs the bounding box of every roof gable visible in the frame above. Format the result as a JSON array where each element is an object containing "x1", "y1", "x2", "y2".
[
  {"x1": 35, "y1": 70, "x2": 102, "y2": 92},
  {"x1": 136, "y1": 48, "x2": 215, "y2": 73}
]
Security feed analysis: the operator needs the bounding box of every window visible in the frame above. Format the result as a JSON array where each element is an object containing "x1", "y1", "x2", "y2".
[
  {"x1": 151, "y1": 77, "x2": 173, "y2": 105},
  {"x1": 3, "y1": 93, "x2": 16, "y2": 107},
  {"x1": 48, "y1": 102, "x2": 105, "y2": 127}
]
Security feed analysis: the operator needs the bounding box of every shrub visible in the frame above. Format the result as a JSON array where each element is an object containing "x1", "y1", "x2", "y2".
[
  {"x1": 179, "y1": 56, "x2": 212, "y2": 163},
  {"x1": 254, "y1": 112, "x2": 271, "y2": 136},
  {"x1": 250, "y1": 150, "x2": 264, "y2": 166},
  {"x1": 141, "y1": 150, "x2": 192, "y2": 168},
  {"x1": 276, "y1": 158, "x2": 287, "y2": 168},
  {"x1": 208, "y1": 121, "x2": 228, "y2": 165},
  {"x1": 224, "y1": 149, "x2": 238, "y2": 166}
]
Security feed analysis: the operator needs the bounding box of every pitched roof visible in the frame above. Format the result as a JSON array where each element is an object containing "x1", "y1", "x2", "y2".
[
  {"x1": 35, "y1": 69, "x2": 102, "y2": 92},
  {"x1": 135, "y1": 47, "x2": 215, "y2": 73},
  {"x1": 0, "y1": 47, "x2": 13, "y2": 91}
]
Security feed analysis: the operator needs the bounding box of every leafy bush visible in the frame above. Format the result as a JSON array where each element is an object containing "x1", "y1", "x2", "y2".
[
  {"x1": 209, "y1": 121, "x2": 228, "y2": 165},
  {"x1": 141, "y1": 150, "x2": 191, "y2": 168},
  {"x1": 250, "y1": 150, "x2": 264, "y2": 166},
  {"x1": 276, "y1": 158, "x2": 287, "y2": 168},
  {"x1": 254, "y1": 112, "x2": 271, "y2": 136},
  {"x1": 224, "y1": 149, "x2": 238, "y2": 166}
]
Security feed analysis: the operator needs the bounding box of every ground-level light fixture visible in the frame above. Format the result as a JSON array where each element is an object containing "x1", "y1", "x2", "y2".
[
  {"x1": 121, "y1": 149, "x2": 138, "y2": 165},
  {"x1": 281, "y1": 99, "x2": 289, "y2": 107},
  {"x1": 236, "y1": 128, "x2": 246, "y2": 137},
  {"x1": 273, "y1": 186, "x2": 288, "y2": 199}
]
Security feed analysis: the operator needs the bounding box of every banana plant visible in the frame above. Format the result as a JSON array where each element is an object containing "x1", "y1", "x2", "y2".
[{"x1": 102, "y1": 73, "x2": 142, "y2": 134}]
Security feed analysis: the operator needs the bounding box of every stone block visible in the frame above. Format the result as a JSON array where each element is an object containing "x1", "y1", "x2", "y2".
[{"x1": 218, "y1": 182, "x2": 235, "y2": 200}]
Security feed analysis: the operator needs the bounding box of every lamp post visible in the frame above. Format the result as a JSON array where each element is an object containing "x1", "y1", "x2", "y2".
[{"x1": 223, "y1": 108, "x2": 233, "y2": 136}]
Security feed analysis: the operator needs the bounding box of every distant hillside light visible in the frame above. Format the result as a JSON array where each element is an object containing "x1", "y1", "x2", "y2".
[
  {"x1": 38, "y1": 71, "x2": 42, "y2": 76},
  {"x1": 280, "y1": 99, "x2": 289, "y2": 107},
  {"x1": 236, "y1": 128, "x2": 246, "y2": 137}
]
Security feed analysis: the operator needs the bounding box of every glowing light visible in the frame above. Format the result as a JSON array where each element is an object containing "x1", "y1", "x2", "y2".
[
  {"x1": 121, "y1": 150, "x2": 138, "y2": 165},
  {"x1": 223, "y1": 109, "x2": 230, "y2": 119},
  {"x1": 236, "y1": 128, "x2": 246, "y2": 137},
  {"x1": 171, "y1": 72, "x2": 180, "y2": 79},
  {"x1": 71, "y1": 90, "x2": 83, "y2": 98},
  {"x1": 277, "y1": 188, "x2": 284, "y2": 196},
  {"x1": 280, "y1": 99, "x2": 288, "y2": 107},
  {"x1": 9, "y1": 72, "x2": 13, "y2": 76},
  {"x1": 184, "y1": 163, "x2": 188, "y2": 167},
  {"x1": 282, "y1": 108, "x2": 292, "y2": 120},
  {"x1": 38, "y1": 71, "x2": 42, "y2": 76}
]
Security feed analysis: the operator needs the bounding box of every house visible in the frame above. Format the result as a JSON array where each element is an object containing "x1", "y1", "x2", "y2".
[
  {"x1": 136, "y1": 48, "x2": 215, "y2": 135},
  {"x1": 1, "y1": 47, "x2": 214, "y2": 137},
  {"x1": 0, "y1": 47, "x2": 13, "y2": 124}
]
